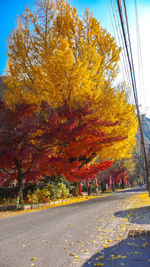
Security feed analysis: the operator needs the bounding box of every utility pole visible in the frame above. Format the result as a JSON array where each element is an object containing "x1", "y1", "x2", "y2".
[{"x1": 117, "y1": 0, "x2": 150, "y2": 196}]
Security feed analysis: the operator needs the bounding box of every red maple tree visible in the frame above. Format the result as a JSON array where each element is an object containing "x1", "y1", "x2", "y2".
[
  {"x1": 38, "y1": 102, "x2": 127, "y2": 182},
  {"x1": 0, "y1": 100, "x2": 127, "y2": 206}
]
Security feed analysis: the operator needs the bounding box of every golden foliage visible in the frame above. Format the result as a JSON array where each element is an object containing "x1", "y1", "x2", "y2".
[{"x1": 4, "y1": 0, "x2": 120, "y2": 107}]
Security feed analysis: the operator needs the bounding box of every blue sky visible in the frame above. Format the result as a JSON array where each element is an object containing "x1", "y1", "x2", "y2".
[
  {"x1": 0, "y1": 0, "x2": 150, "y2": 116},
  {"x1": 0, "y1": 0, "x2": 35, "y2": 75}
]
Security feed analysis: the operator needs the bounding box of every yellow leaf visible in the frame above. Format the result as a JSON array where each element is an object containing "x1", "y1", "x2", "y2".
[{"x1": 69, "y1": 253, "x2": 76, "y2": 256}]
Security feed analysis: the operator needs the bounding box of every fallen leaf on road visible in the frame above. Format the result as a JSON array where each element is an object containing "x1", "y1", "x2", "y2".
[
  {"x1": 69, "y1": 253, "x2": 76, "y2": 256},
  {"x1": 42, "y1": 240, "x2": 49, "y2": 243},
  {"x1": 98, "y1": 256, "x2": 104, "y2": 260},
  {"x1": 90, "y1": 240, "x2": 97, "y2": 243},
  {"x1": 111, "y1": 255, "x2": 118, "y2": 260},
  {"x1": 75, "y1": 256, "x2": 79, "y2": 259},
  {"x1": 31, "y1": 257, "x2": 37, "y2": 261}
]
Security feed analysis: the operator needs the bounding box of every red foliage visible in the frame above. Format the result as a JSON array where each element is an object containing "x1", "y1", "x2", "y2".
[
  {"x1": 102, "y1": 167, "x2": 128, "y2": 186},
  {"x1": 0, "y1": 100, "x2": 126, "y2": 188},
  {"x1": 0, "y1": 100, "x2": 38, "y2": 186}
]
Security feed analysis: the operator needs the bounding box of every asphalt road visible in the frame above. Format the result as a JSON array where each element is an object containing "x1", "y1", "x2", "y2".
[{"x1": 0, "y1": 188, "x2": 143, "y2": 267}]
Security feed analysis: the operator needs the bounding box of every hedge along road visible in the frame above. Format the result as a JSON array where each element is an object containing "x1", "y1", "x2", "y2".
[{"x1": 0, "y1": 188, "x2": 143, "y2": 267}]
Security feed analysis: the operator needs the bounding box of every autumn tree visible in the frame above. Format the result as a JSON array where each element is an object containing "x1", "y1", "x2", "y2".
[
  {"x1": 38, "y1": 101, "x2": 127, "y2": 182},
  {"x1": 99, "y1": 157, "x2": 136, "y2": 191},
  {"x1": 3, "y1": 0, "x2": 138, "y2": 161},
  {"x1": 4, "y1": 0, "x2": 120, "y2": 107},
  {"x1": 0, "y1": 99, "x2": 127, "y2": 206},
  {"x1": 0, "y1": 101, "x2": 39, "y2": 207}
]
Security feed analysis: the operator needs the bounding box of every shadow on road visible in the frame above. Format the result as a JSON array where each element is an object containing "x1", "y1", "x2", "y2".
[
  {"x1": 82, "y1": 235, "x2": 150, "y2": 267},
  {"x1": 114, "y1": 206, "x2": 150, "y2": 224},
  {"x1": 116, "y1": 188, "x2": 146, "y2": 194}
]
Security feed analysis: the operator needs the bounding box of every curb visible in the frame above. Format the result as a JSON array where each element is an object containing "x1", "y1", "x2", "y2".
[{"x1": 24, "y1": 198, "x2": 72, "y2": 210}]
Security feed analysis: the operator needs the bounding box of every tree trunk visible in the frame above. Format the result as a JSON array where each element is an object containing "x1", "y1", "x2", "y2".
[
  {"x1": 16, "y1": 174, "x2": 23, "y2": 209},
  {"x1": 14, "y1": 158, "x2": 23, "y2": 209},
  {"x1": 112, "y1": 184, "x2": 115, "y2": 192},
  {"x1": 121, "y1": 178, "x2": 125, "y2": 189},
  {"x1": 16, "y1": 176, "x2": 23, "y2": 209},
  {"x1": 14, "y1": 158, "x2": 33, "y2": 209}
]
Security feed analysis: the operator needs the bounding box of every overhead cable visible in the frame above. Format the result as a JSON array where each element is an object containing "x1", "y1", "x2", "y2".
[
  {"x1": 135, "y1": 0, "x2": 146, "y2": 110},
  {"x1": 117, "y1": 0, "x2": 150, "y2": 194},
  {"x1": 113, "y1": 0, "x2": 134, "y2": 103}
]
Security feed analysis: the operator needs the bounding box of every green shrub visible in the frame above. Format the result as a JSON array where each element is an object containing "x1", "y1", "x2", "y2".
[
  {"x1": 57, "y1": 183, "x2": 69, "y2": 198},
  {"x1": 26, "y1": 182, "x2": 70, "y2": 204},
  {"x1": 45, "y1": 184, "x2": 60, "y2": 200},
  {"x1": 27, "y1": 192, "x2": 37, "y2": 204},
  {"x1": 27, "y1": 188, "x2": 50, "y2": 204}
]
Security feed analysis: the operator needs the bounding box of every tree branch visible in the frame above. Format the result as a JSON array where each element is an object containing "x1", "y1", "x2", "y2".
[{"x1": 22, "y1": 160, "x2": 33, "y2": 177}]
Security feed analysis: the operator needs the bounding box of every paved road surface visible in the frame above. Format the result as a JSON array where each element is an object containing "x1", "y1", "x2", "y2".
[{"x1": 0, "y1": 188, "x2": 143, "y2": 267}]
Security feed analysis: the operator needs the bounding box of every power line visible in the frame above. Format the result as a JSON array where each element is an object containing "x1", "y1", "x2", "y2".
[
  {"x1": 116, "y1": 0, "x2": 150, "y2": 195},
  {"x1": 122, "y1": 0, "x2": 138, "y2": 102},
  {"x1": 109, "y1": 0, "x2": 126, "y2": 82},
  {"x1": 135, "y1": 0, "x2": 146, "y2": 109},
  {"x1": 112, "y1": 0, "x2": 134, "y2": 103},
  {"x1": 108, "y1": 0, "x2": 134, "y2": 104}
]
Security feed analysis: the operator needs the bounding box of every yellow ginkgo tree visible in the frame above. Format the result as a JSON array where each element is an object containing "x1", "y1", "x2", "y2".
[{"x1": 4, "y1": 0, "x2": 120, "y2": 107}]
